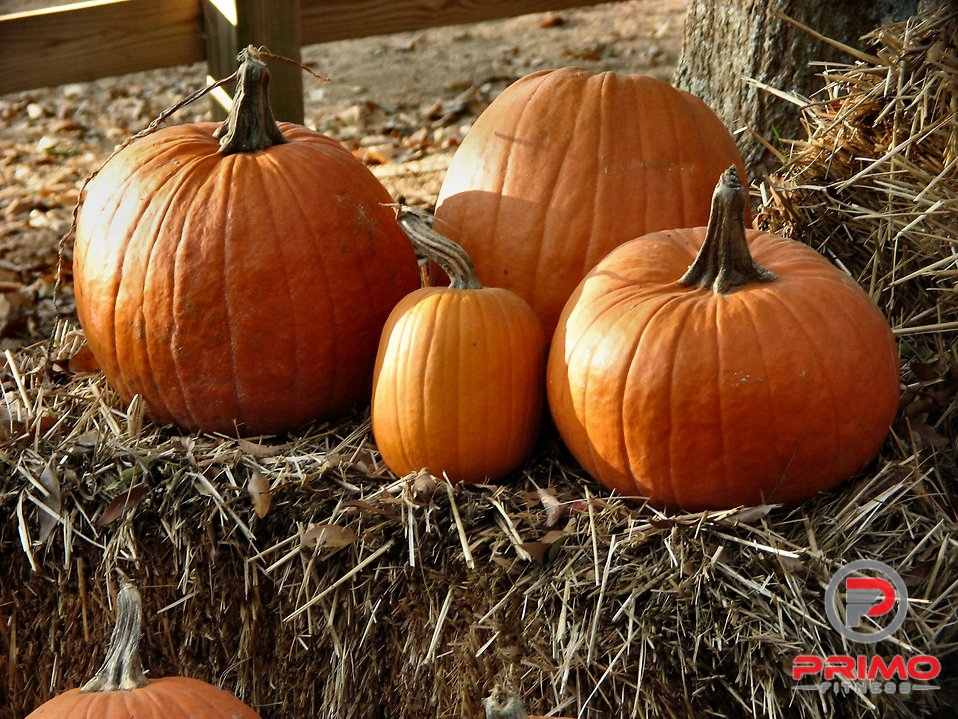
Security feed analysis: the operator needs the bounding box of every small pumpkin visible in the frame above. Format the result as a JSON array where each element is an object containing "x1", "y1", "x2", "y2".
[
  {"x1": 547, "y1": 167, "x2": 900, "y2": 510},
  {"x1": 371, "y1": 208, "x2": 546, "y2": 484},
  {"x1": 435, "y1": 66, "x2": 747, "y2": 334},
  {"x1": 73, "y1": 47, "x2": 420, "y2": 435},
  {"x1": 26, "y1": 578, "x2": 261, "y2": 719}
]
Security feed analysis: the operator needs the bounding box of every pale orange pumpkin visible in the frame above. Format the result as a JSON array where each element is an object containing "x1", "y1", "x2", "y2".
[
  {"x1": 547, "y1": 168, "x2": 900, "y2": 510},
  {"x1": 25, "y1": 579, "x2": 260, "y2": 719},
  {"x1": 435, "y1": 67, "x2": 747, "y2": 334}
]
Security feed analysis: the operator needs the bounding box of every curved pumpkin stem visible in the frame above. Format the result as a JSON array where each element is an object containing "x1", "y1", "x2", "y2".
[
  {"x1": 678, "y1": 166, "x2": 776, "y2": 294},
  {"x1": 215, "y1": 46, "x2": 288, "y2": 155},
  {"x1": 81, "y1": 576, "x2": 149, "y2": 692},
  {"x1": 397, "y1": 207, "x2": 483, "y2": 290},
  {"x1": 484, "y1": 686, "x2": 530, "y2": 719}
]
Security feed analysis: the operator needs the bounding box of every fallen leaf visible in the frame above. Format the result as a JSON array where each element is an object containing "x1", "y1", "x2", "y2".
[
  {"x1": 247, "y1": 470, "x2": 271, "y2": 518},
  {"x1": 238, "y1": 438, "x2": 285, "y2": 458},
  {"x1": 409, "y1": 468, "x2": 438, "y2": 504},
  {"x1": 66, "y1": 344, "x2": 99, "y2": 373},
  {"x1": 36, "y1": 460, "x2": 62, "y2": 542},
  {"x1": 300, "y1": 523, "x2": 358, "y2": 552},
  {"x1": 519, "y1": 530, "x2": 568, "y2": 567},
  {"x1": 537, "y1": 487, "x2": 567, "y2": 527},
  {"x1": 96, "y1": 483, "x2": 147, "y2": 526}
]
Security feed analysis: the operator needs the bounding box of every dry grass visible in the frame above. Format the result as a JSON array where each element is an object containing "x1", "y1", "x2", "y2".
[{"x1": 2, "y1": 6, "x2": 958, "y2": 719}]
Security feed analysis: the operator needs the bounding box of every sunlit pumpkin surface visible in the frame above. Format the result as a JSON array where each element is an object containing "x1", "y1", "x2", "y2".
[
  {"x1": 435, "y1": 67, "x2": 747, "y2": 334},
  {"x1": 74, "y1": 121, "x2": 420, "y2": 435},
  {"x1": 548, "y1": 227, "x2": 900, "y2": 510}
]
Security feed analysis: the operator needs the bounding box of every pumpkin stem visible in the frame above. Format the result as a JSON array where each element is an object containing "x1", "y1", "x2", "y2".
[
  {"x1": 81, "y1": 576, "x2": 149, "y2": 692},
  {"x1": 484, "y1": 686, "x2": 530, "y2": 719},
  {"x1": 397, "y1": 207, "x2": 483, "y2": 290},
  {"x1": 678, "y1": 166, "x2": 776, "y2": 294},
  {"x1": 215, "y1": 46, "x2": 288, "y2": 155}
]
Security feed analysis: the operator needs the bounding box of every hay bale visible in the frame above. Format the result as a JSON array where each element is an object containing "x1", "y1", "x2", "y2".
[
  {"x1": 1, "y1": 325, "x2": 956, "y2": 719},
  {"x1": 755, "y1": 6, "x2": 958, "y2": 353},
  {"x1": 2, "y1": 7, "x2": 957, "y2": 719}
]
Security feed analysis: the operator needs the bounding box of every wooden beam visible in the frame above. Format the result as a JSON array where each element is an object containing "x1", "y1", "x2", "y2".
[
  {"x1": 0, "y1": 0, "x2": 621, "y2": 98},
  {"x1": 300, "y1": 0, "x2": 619, "y2": 43},
  {"x1": 0, "y1": 0, "x2": 204, "y2": 95},
  {"x1": 202, "y1": 0, "x2": 304, "y2": 123}
]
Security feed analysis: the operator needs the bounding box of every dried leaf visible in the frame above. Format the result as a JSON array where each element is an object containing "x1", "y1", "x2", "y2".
[
  {"x1": 537, "y1": 487, "x2": 567, "y2": 527},
  {"x1": 238, "y1": 438, "x2": 285, "y2": 458},
  {"x1": 299, "y1": 523, "x2": 358, "y2": 552},
  {"x1": 247, "y1": 470, "x2": 271, "y2": 518},
  {"x1": 409, "y1": 468, "x2": 438, "y2": 504},
  {"x1": 96, "y1": 483, "x2": 147, "y2": 526},
  {"x1": 66, "y1": 344, "x2": 99, "y2": 373},
  {"x1": 518, "y1": 530, "x2": 568, "y2": 567},
  {"x1": 35, "y1": 460, "x2": 62, "y2": 542}
]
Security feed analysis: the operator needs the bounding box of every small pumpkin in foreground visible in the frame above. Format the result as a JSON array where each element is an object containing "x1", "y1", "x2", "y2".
[
  {"x1": 435, "y1": 66, "x2": 747, "y2": 334},
  {"x1": 547, "y1": 167, "x2": 900, "y2": 510},
  {"x1": 371, "y1": 208, "x2": 546, "y2": 484},
  {"x1": 73, "y1": 47, "x2": 420, "y2": 435},
  {"x1": 26, "y1": 578, "x2": 261, "y2": 719}
]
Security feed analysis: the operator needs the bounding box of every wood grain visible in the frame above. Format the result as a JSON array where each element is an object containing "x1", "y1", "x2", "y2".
[
  {"x1": 299, "y1": 0, "x2": 618, "y2": 43},
  {"x1": 0, "y1": 0, "x2": 619, "y2": 96},
  {"x1": 1, "y1": 0, "x2": 204, "y2": 94}
]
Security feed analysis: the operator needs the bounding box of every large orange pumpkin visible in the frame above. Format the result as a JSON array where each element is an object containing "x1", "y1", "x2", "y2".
[
  {"x1": 547, "y1": 167, "x2": 900, "y2": 510},
  {"x1": 435, "y1": 67, "x2": 747, "y2": 334},
  {"x1": 372, "y1": 208, "x2": 546, "y2": 483},
  {"x1": 26, "y1": 579, "x2": 260, "y2": 719},
  {"x1": 73, "y1": 47, "x2": 420, "y2": 435}
]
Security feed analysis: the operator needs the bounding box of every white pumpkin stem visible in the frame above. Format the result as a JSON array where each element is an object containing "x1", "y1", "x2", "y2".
[
  {"x1": 678, "y1": 165, "x2": 776, "y2": 294},
  {"x1": 397, "y1": 207, "x2": 483, "y2": 290},
  {"x1": 216, "y1": 45, "x2": 288, "y2": 155},
  {"x1": 484, "y1": 686, "x2": 530, "y2": 719},
  {"x1": 81, "y1": 577, "x2": 150, "y2": 692}
]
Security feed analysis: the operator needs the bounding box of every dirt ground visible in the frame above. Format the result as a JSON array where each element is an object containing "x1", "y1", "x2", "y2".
[{"x1": 0, "y1": 0, "x2": 687, "y2": 350}]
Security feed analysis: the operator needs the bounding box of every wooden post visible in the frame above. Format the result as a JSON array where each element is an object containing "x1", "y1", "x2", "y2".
[{"x1": 202, "y1": 0, "x2": 304, "y2": 123}]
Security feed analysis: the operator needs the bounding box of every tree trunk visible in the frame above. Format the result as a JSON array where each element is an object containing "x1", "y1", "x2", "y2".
[{"x1": 673, "y1": 0, "x2": 924, "y2": 177}]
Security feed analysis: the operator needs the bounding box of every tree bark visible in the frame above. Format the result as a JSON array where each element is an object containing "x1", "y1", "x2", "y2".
[{"x1": 673, "y1": 0, "x2": 925, "y2": 177}]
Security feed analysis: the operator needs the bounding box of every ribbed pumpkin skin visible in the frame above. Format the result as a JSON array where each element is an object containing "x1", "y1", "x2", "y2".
[
  {"x1": 372, "y1": 286, "x2": 546, "y2": 483},
  {"x1": 74, "y1": 121, "x2": 420, "y2": 435},
  {"x1": 434, "y1": 67, "x2": 747, "y2": 334},
  {"x1": 25, "y1": 676, "x2": 261, "y2": 718},
  {"x1": 547, "y1": 228, "x2": 900, "y2": 510}
]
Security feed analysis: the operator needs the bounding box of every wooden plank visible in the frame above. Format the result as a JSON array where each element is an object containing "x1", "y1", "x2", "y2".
[
  {"x1": 300, "y1": 0, "x2": 620, "y2": 44},
  {"x1": 0, "y1": 0, "x2": 204, "y2": 95},
  {"x1": 203, "y1": 0, "x2": 304, "y2": 123},
  {"x1": 0, "y1": 0, "x2": 623, "y2": 97}
]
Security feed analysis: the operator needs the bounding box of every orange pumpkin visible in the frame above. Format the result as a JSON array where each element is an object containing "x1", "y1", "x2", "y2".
[
  {"x1": 435, "y1": 67, "x2": 746, "y2": 334},
  {"x1": 547, "y1": 167, "x2": 900, "y2": 510},
  {"x1": 73, "y1": 47, "x2": 419, "y2": 435},
  {"x1": 371, "y1": 208, "x2": 546, "y2": 483},
  {"x1": 26, "y1": 579, "x2": 260, "y2": 719}
]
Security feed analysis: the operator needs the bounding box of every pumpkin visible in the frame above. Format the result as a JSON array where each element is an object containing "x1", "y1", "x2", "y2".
[
  {"x1": 434, "y1": 66, "x2": 747, "y2": 334},
  {"x1": 26, "y1": 578, "x2": 261, "y2": 718},
  {"x1": 371, "y1": 208, "x2": 546, "y2": 484},
  {"x1": 547, "y1": 167, "x2": 900, "y2": 510},
  {"x1": 73, "y1": 47, "x2": 420, "y2": 436},
  {"x1": 483, "y1": 686, "x2": 574, "y2": 719}
]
